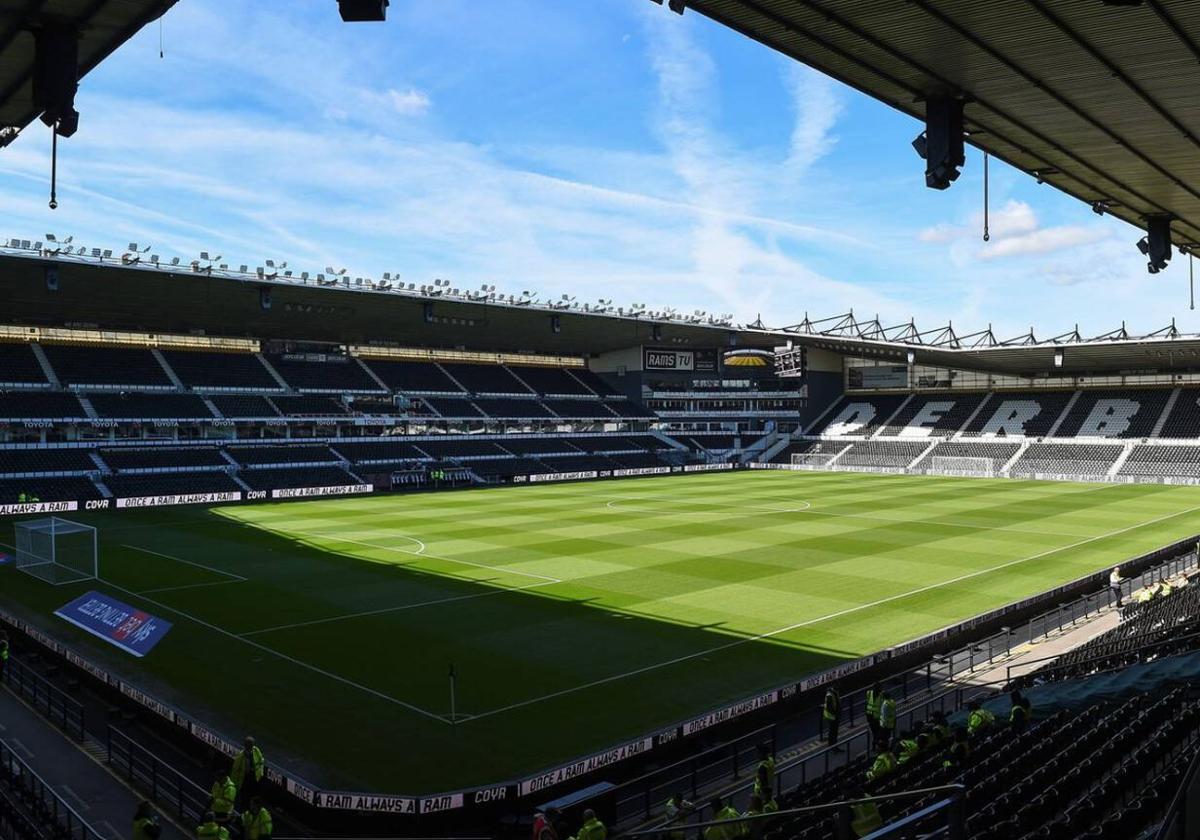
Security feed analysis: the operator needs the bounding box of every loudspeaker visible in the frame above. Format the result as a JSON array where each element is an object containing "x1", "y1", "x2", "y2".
[
  {"x1": 44, "y1": 265, "x2": 58, "y2": 291},
  {"x1": 550, "y1": 315, "x2": 561, "y2": 334},
  {"x1": 259, "y1": 287, "x2": 272, "y2": 310},
  {"x1": 338, "y1": 0, "x2": 388, "y2": 21},
  {"x1": 651, "y1": 324, "x2": 662, "y2": 342},
  {"x1": 423, "y1": 303, "x2": 434, "y2": 324},
  {"x1": 32, "y1": 24, "x2": 79, "y2": 130}
]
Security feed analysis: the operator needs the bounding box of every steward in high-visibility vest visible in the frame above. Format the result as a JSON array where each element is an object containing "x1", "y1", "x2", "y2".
[
  {"x1": 664, "y1": 793, "x2": 693, "y2": 840},
  {"x1": 850, "y1": 801, "x2": 883, "y2": 838},
  {"x1": 966, "y1": 702, "x2": 995, "y2": 737},
  {"x1": 865, "y1": 684, "x2": 883, "y2": 740},
  {"x1": 742, "y1": 795, "x2": 766, "y2": 840},
  {"x1": 753, "y1": 765, "x2": 772, "y2": 802},
  {"x1": 570, "y1": 809, "x2": 606, "y2": 840},
  {"x1": 823, "y1": 686, "x2": 841, "y2": 746},
  {"x1": 756, "y1": 743, "x2": 776, "y2": 794},
  {"x1": 242, "y1": 799, "x2": 272, "y2": 840},
  {"x1": 925, "y1": 711, "x2": 951, "y2": 747},
  {"x1": 0, "y1": 635, "x2": 9, "y2": 680},
  {"x1": 704, "y1": 798, "x2": 741, "y2": 840},
  {"x1": 942, "y1": 730, "x2": 970, "y2": 769},
  {"x1": 1008, "y1": 692, "x2": 1032, "y2": 733},
  {"x1": 878, "y1": 696, "x2": 897, "y2": 749},
  {"x1": 897, "y1": 732, "x2": 924, "y2": 765},
  {"x1": 209, "y1": 774, "x2": 237, "y2": 821},
  {"x1": 132, "y1": 802, "x2": 161, "y2": 840},
  {"x1": 866, "y1": 750, "x2": 897, "y2": 783},
  {"x1": 197, "y1": 813, "x2": 230, "y2": 840},
  {"x1": 232, "y1": 737, "x2": 264, "y2": 807},
  {"x1": 762, "y1": 797, "x2": 779, "y2": 815}
]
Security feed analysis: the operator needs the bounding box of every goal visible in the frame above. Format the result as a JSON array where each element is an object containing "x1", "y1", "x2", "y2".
[
  {"x1": 14, "y1": 518, "x2": 98, "y2": 585},
  {"x1": 791, "y1": 452, "x2": 838, "y2": 468},
  {"x1": 928, "y1": 455, "x2": 996, "y2": 477}
]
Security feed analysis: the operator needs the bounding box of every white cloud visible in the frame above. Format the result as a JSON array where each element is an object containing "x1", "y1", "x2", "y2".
[
  {"x1": 784, "y1": 65, "x2": 841, "y2": 176},
  {"x1": 376, "y1": 87, "x2": 432, "y2": 116},
  {"x1": 977, "y1": 225, "x2": 1106, "y2": 260},
  {"x1": 917, "y1": 199, "x2": 1107, "y2": 263}
]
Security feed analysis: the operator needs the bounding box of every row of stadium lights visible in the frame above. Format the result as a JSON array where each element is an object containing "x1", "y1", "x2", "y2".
[{"x1": 3, "y1": 236, "x2": 736, "y2": 328}]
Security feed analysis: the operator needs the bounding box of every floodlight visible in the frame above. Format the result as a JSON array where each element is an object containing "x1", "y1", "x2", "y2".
[
  {"x1": 913, "y1": 97, "x2": 965, "y2": 190},
  {"x1": 338, "y1": 0, "x2": 388, "y2": 22},
  {"x1": 1139, "y1": 214, "x2": 1173, "y2": 274}
]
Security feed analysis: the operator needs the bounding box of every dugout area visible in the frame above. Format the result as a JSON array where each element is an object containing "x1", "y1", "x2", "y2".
[{"x1": 4, "y1": 470, "x2": 1200, "y2": 800}]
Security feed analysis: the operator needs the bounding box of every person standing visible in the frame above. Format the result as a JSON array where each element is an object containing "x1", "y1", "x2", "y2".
[
  {"x1": 1109, "y1": 565, "x2": 1124, "y2": 607},
  {"x1": 532, "y1": 808, "x2": 560, "y2": 840},
  {"x1": 241, "y1": 797, "x2": 272, "y2": 840},
  {"x1": 865, "y1": 683, "x2": 883, "y2": 748},
  {"x1": 877, "y1": 692, "x2": 897, "y2": 752},
  {"x1": 822, "y1": 685, "x2": 842, "y2": 748},
  {"x1": 569, "y1": 809, "x2": 606, "y2": 840},
  {"x1": 1008, "y1": 691, "x2": 1032, "y2": 733},
  {"x1": 232, "y1": 737, "x2": 265, "y2": 808},
  {"x1": 196, "y1": 812, "x2": 229, "y2": 840},
  {"x1": 755, "y1": 743, "x2": 776, "y2": 796},
  {"x1": 208, "y1": 772, "x2": 237, "y2": 825},
  {"x1": 663, "y1": 793, "x2": 693, "y2": 840}
]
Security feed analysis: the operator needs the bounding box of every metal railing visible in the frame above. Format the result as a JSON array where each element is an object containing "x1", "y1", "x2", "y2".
[
  {"x1": 0, "y1": 738, "x2": 102, "y2": 840},
  {"x1": 618, "y1": 784, "x2": 966, "y2": 839},
  {"x1": 1156, "y1": 741, "x2": 1200, "y2": 840},
  {"x1": 107, "y1": 726, "x2": 210, "y2": 824},
  {"x1": 1, "y1": 658, "x2": 85, "y2": 742},
  {"x1": 612, "y1": 725, "x2": 776, "y2": 824},
  {"x1": 1004, "y1": 627, "x2": 1200, "y2": 687}
]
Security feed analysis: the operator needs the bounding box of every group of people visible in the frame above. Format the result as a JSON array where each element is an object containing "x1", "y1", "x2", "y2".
[
  {"x1": 133, "y1": 737, "x2": 271, "y2": 840},
  {"x1": 659, "y1": 745, "x2": 780, "y2": 840}
]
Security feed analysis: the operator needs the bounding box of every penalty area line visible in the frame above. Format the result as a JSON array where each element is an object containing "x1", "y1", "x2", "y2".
[{"x1": 462, "y1": 500, "x2": 1200, "y2": 722}]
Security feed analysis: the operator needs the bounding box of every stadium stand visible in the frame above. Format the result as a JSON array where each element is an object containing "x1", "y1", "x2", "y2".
[
  {"x1": 961, "y1": 390, "x2": 1074, "y2": 438},
  {"x1": 543, "y1": 399, "x2": 615, "y2": 418},
  {"x1": 161, "y1": 349, "x2": 282, "y2": 391},
  {"x1": 228, "y1": 445, "x2": 339, "y2": 467},
  {"x1": 836, "y1": 440, "x2": 929, "y2": 469},
  {"x1": 497, "y1": 436, "x2": 584, "y2": 455},
  {"x1": 269, "y1": 395, "x2": 350, "y2": 417},
  {"x1": 88, "y1": 393, "x2": 214, "y2": 419},
  {"x1": 768, "y1": 439, "x2": 846, "y2": 464},
  {"x1": 265, "y1": 354, "x2": 384, "y2": 393},
  {"x1": 509, "y1": 365, "x2": 594, "y2": 396},
  {"x1": 878, "y1": 392, "x2": 988, "y2": 437},
  {"x1": 0, "y1": 449, "x2": 96, "y2": 475},
  {"x1": 438, "y1": 363, "x2": 530, "y2": 395},
  {"x1": 473, "y1": 398, "x2": 556, "y2": 419},
  {"x1": 1119, "y1": 444, "x2": 1200, "y2": 479},
  {"x1": 423, "y1": 397, "x2": 486, "y2": 418},
  {"x1": 105, "y1": 472, "x2": 242, "y2": 497},
  {"x1": 1053, "y1": 388, "x2": 1171, "y2": 439},
  {"x1": 1007, "y1": 443, "x2": 1123, "y2": 478},
  {"x1": 99, "y1": 447, "x2": 228, "y2": 472},
  {"x1": 1157, "y1": 387, "x2": 1200, "y2": 440},
  {"x1": 571, "y1": 368, "x2": 622, "y2": 396},
  {"x1": 808, "y1": 394, "x2": 908, "y2": 436},
  {"x1": 360, "y1": 359, "x2": 464, "y2": 393},
  {"x1": 0, "y1": 476, "x2": 98, "y2": 503},
  {"x1": 209, "y1": 394, "x2": 280, "y2": 418},
  {"x1": 239, "y1": 466, "x2": 359, "y2": 491},
  {"x1": 607, "y1": 398, "x2": 656, "y2": 419},
  {"x1": 471, "y1": 457, "x2": 550, "y2": 478},
  {"x1": 416, "y1": 439, "x2": 509, "y2": 459},
  {"x1": 40, "y1": 344, "x2": 172, "y2": 388},
  {"x1": 0, "y1": 392, "x2": 86, "y2": 420},
  {"x1": 0, "y1": 343, "x2": 48, "y2": 386},
  {"x1": 331, "y1": 440, "x2": 429, "y2": 463},
  {"x1": 920, "y1": 440, "x2": 1023, "y2": 470}
]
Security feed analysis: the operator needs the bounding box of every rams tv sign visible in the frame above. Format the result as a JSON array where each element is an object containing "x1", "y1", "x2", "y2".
[{"x1": 644, "y1": 348, "x2": 718, "y2": 372}]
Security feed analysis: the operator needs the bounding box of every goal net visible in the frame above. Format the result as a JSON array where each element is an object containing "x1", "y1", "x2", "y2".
[
  {"x1": 14, "y1": 518, "x2": 98, "y2": 585},
  {"x1": 791, "y1": 452, "x2": 838, "y2": 467},
  {"x1": 928, "y1": 456, "x2": 995, "y2": 476}
]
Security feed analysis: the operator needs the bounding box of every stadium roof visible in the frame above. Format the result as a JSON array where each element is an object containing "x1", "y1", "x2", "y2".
[
  {"x1": 685, "y1": 0, "x2": 1200, "y2": 255},
  {"x1": 783, "y1": 311, "x2": 1200, "y2": 376},
  {"x1": 0, "y1": 0, "x2": 175, "y2": 135}
]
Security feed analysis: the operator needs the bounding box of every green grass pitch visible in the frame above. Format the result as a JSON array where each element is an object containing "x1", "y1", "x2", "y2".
[{"x1": 5, "y1": 470, "x2": 1200, "y2": 793}]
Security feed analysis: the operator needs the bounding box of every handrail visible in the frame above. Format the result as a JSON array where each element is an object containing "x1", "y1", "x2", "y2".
[
  {"x1": 1006, "y1": 626, "x2": 1200, "y2": 686},
  {"x1": 1155, "y1": 739, "x2": 1200, "y2": 840},
  {"x1": 1, "y1": 656, "x2": 86, "y2": 742},
  {"x1": 618, "y1": 784, "x2": 966, "y2": 838},
  {"x1": 106, "y1": 726, "x2": 210, "y2": 824},
  {"x1": 0, "y1": 737, "x2": 103, "y2": 840}
]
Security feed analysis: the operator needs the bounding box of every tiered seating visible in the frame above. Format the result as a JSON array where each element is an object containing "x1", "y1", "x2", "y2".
[
  {"x1": 961, "y1": 390, "x2": 1073, "y2": 438},
  {"x1": 438, "y1": 363, "x2": 530, "y2": 394},
  {"x1": 161, "y1": 350, "x2": 280, "y2": 390},
  {"x1": 921, "y1": 440, "x2": 1022, "y2": 467},
  {"x1": 683, "y1": 434, "x2": 737, "y2": 451},
  {"x1": 0, "y1": 449, "x2": 95, "y2": 475},
  {"x1": 878, "y1": 392, "x2": 987, "y2": 437},
  {"x1": 239, "y1": 466, "x2": 358, "y2": 491},
  {"x1": 1008, "y1": 443, "x2": 1122, "y2": 477},
  {"x1": 1157, "y1": 387, "x2": 1200, "y2": 439},
  {"x1": 88, "y1": 393, "x2": 214, "y2": 419},
  {"x1": 0, "y1": 476, "x2": 97, "y2": 503},
  {"x1": 473, "y1": 398, "x2": 555, "y2": 418},
  {"x1": 228, "y1": 445, "x2": 338, "y2": 467},
  {"x1": 41, "y1": 344, "x2": 171, "y2": 387},
  {"x1": 608, "y1": 398, "x2": 658, "y2": 419},
  {"x1": 498, "y1": 437, "x2": 584, "y2": 456},
  {"x1": 768, "y1": 439, "x2": 845, "y2": 464},
  {"x1": 423, "y1": 398, "x2": 485, "y2": 418},
  {"x1": 99, "y1": 448, "x2": 227, "y2": 472},
  {"x1": 837, "y1": 440, "x2": 928, "y2": 468},
  {"x1": 269, "y1": 396, "x2": 349, "y2": 417},
  {"x1": 415, "y1": 439, "x2": 509, "y2": 459},
  {"x1": 543, "y1": 400, "x2": 613, "y2": 418},
  {"x1": 0, "y1": 392, "x2": 86, "y2": 419},
  {"x1": 509, "y1": 366, "x2": 593, "y2": 396},
  {"x1": 808, "y1": 394, "x2": 909, "y2": 436},
  {"x1": 1054, "y1": 388, "x2": 1171, "y2": 438},
  {"x1": 572, "y1": 368, "x2": 621, "y2": 396},
  {"x1": 607, "y1": 452, "x2": 668, "y2": 469},
  {"x1": 538, "y1": 455, "x2": 610, "y2": 472},
  {"x1": 576, "y1": 436, "x2": 653, "y2": 453},
  {"x1": 0, "y1": 343, "x2": 48, "y2": 385},
  {"x1": 265, "y1": 355, "x2": 383, "y2": 393},
  {"x1": 330, "y1": 441, "x2": 428, "y2": 463},
  {"x1": 470, "y1": 458, "x2": 548, "y2": 478},
  {"x1": 105, "y1": 472, "x2": 241, "y2": 497},
  {"x1": 360, "y1": 359, "x2": 463, "y2": 393},
  {"x1": 210, "y1": 395, "x2": 279, "y2": 418},
  {"x1": 1119, "y1": 444, "x2": 1200, "y2": 478}
]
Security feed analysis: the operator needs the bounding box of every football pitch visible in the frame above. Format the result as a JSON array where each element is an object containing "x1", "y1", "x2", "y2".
[{"x1": 5, "y1": 469, "x2": 1200, "y2": 794}]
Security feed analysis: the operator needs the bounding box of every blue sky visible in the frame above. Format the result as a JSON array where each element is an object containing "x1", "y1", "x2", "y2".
[{"x1": 1, "y1": 0, "x2": 1194, "y2": 336}]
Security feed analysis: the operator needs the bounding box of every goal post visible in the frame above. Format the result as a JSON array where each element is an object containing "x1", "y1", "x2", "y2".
[
  {"x1": 791, "y1": 452, "x2": 838, "y2": 468},
  {"x1": 928, "y1": 456, "x2": 996, "y2": 476},
  {"x1": 14, "y1": 518, "x2": 98, "y2": 585}
]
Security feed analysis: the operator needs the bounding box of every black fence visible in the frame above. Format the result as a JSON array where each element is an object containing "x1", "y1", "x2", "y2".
[
  {"x1": 0, "y1": 738, "x2": 101, "y2": 840},
  {"x1": 106, "y1": 727, "x2": 210, "y2": 825},
  {"x1": 1, "y1": 658, "x2": 84, "y2": 742}
]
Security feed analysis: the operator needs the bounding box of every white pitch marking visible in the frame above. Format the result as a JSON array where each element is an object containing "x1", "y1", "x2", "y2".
[
  {"x1": 241, "y1": 580, "x2": 558, "y2": 637},
  {"x1": 604, "y1": 498, "x2": 812, "y2": 515},
  {"x1": 464, "y1": 500, "x2": 1200, "y2": 721},
  {"x1": 137, "y1": 579, "x2": 246, "y2": 596},
  {"x1": 120, "y1": 544, "x2": 247, "y2": 582}
]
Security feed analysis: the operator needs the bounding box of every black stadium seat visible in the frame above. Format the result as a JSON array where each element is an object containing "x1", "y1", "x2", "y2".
[
  {"x1": 161, "y1": 350, "x2": 281, "y2": 390},
  {"x1": 0, "y1": 343, "x2": 49, "y2": 385},
  {"x1": 41, "y1": 344, "x2": 172, "y2": 388}
]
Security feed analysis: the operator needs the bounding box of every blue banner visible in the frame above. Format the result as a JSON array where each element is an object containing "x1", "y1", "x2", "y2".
[
  {"x1": 54, "y1": 591, "x2": 173, "y2": 658},
  {"x1": 0, "y1": 553, "x2": 10, "y2": 566}
]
